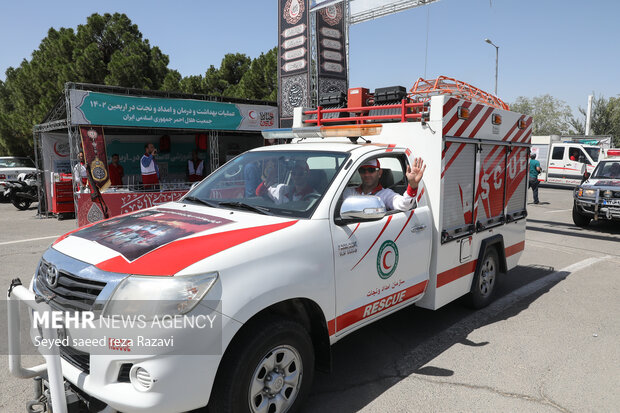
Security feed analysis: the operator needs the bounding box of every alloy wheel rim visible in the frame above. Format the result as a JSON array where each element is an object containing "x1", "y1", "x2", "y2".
[
  {"x1": 248, "y1": 345, "x2": 302, "y2": 413},
  {"x1": 478, "y1": 256, "x2": 496, "y2": 297}
]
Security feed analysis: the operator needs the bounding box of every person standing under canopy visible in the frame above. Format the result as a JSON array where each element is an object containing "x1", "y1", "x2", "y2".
[{"x1": 141, "y1": 143, "x2": 159, "y2": 190}]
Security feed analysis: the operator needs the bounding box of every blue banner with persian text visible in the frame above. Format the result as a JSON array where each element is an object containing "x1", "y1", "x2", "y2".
[{"x1": 69, "y1": 90, "x2": 277, "y2": 131}]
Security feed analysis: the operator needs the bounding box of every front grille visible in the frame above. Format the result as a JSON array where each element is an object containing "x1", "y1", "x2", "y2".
[
  {"x1": 60, "y1": 346, "x2": 90, "y2": 374},
  {"x1": 36, "y1": 260, "x2": 106, "y2": 312}
]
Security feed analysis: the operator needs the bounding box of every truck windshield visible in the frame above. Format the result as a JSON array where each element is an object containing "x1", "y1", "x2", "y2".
[
  {"x1": 184, "y1": 150, "x2": 349, "y2": 218},
  {"x1": 0, "y1": 158, "x2": 35, "y2": 168},
  {"x1": 592, "y1": 161, "x2": 620, "y2": 179},
  {"x1": 583, "y1": 147, "x2": 600, "y2": 162}
]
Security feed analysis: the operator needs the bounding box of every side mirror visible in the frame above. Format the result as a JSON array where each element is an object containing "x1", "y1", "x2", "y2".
[
  {"x1": 581, "y1": 172, "x2": 591, "y2": 183},
  {"x1": 340, "y1": 195, "x2": 386, "y2": 221}
]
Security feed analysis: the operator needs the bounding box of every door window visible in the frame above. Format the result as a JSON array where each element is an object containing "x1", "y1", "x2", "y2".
[
  {"x1": 339, "y1": 154, "x2": 409, "y2": 216},
  {"x1": 577, "y1": 149, "x2": 591, "y2": 165},
  {"x1": 583, "y1": 147, "x2": 600, "y2": 162},
  {"x1": 567, "y1": 147, "x2": 581, "y2": 161},
  {"x1": 551, "y1": 147, "x2": 564, "y2": 160}
]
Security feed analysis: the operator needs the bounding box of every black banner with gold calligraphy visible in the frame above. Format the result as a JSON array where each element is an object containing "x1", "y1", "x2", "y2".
[
  {"x1": 278, "y1": 0, "x2": 311, "y2": 127},
  {"x1": 79, "y1": 126, "x2": 110, "y2": 192},
  {"x1": 317, "y1": 2, "x2": 348, "y2": 103}
]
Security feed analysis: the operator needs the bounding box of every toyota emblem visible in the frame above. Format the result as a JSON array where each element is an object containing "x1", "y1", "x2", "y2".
[{"x1": 45, "y1": 264, "x2": 59, "y2": 288}]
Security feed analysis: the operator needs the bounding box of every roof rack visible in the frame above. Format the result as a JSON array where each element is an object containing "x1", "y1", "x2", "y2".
[
  {"x1": 303, "y1": 101, "x2": 427, "y2": 126},
  {"x1": 409, "y1": 76, "x2": 509, "y2": 110}
]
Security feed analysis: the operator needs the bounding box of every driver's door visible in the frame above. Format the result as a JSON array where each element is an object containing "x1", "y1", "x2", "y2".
[
  {"x1": 329, "y1": 152, "x2": 432, "y2": 337},
  {"x1": 563, "y1": 146, "x2": 588, "y2": 185}
]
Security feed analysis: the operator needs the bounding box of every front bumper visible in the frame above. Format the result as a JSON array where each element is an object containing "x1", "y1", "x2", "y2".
[
  {"x1": 574, "y1": 197, "x2": 620, "y2": 221},
  {"x1": 62, "y1": 352, "x2": 225, "y2": 413},
  {"x1": 8, "y1": 253, "x2": 243, "y2": 413}
]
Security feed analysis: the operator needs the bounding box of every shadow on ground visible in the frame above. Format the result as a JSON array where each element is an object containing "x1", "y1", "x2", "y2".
[{"x1": 301, "y1": 264, "x2": 562, "y2": 412}]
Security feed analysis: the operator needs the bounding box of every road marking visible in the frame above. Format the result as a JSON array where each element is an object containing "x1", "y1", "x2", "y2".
[
  {"x1": 544, "y1": 209, "x2": 572, "y2": 213},
  {"x1": 557, "y1": 256, "x2": 611, "y2": 274},
  {"x1": 0, "y1": 235, "x2": 59, "y2": 246},
  {"x1": 403, "y1": 255, "x2": 611, "y2": 368}
]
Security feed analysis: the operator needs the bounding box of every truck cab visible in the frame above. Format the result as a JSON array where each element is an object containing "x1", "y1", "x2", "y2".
[
  {"x1": 545, "y1": 143, "x2": 600, "y2": 185},
  {"x1": 532, "y1": 137, "x2": 605, "y2": 186}
]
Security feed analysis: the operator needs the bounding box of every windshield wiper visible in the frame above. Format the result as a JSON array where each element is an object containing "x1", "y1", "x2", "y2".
[
  {"x1": 182, "y1": 196, "x2": 218, "y2": 208},
  {"x1": 218, "y1": 201, "x2": 273, "y2": 215}
]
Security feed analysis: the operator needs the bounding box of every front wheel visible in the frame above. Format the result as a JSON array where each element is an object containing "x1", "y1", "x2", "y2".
[
  {"x1": 11, "y1": 196, "x2": 32, "y2": 210},
  {"x1": 209, "y1": 317, "x2": 315, "y2": 413},
  {"x1": 467, "y1": 247, "x2": 500, "y2": 309},
  {"x1": 572, "y1": 204, "x2": 591, "y2": 227}
]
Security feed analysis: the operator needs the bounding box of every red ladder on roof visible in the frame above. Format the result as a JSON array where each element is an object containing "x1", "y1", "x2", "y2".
[{"x1": 409, "y1": 76, "x2": 509, "y2": 110}]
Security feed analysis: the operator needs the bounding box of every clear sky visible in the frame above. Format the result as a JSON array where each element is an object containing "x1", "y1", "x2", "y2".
[{"x1": 1, "y1": 0, "x2": 619, "y2": 119}]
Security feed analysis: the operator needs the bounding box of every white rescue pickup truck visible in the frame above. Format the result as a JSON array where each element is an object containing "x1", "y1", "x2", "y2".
[{"x1": 8, "y1": 86, "x2": 532, "y2": 413}]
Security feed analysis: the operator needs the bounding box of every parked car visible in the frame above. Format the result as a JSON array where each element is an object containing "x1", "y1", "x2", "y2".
[
  {"x1": 573, "y1": 158, "x2": 620, "y2": 226},
  {"x1": 0, "y1": 156, "x2": 38, "y2": 202}
]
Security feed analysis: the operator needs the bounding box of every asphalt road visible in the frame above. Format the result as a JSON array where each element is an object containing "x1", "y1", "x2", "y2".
[{"x1": 0, "y1": 187, "x2": 618, "y2": 412}]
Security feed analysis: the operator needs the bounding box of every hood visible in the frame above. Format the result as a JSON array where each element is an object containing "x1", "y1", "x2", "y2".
[
  {"x1": 582, "y1": 178, "x2": 620, "y2": 189},
  {"x1": 52, "y1": 203, "x2": 298, "y2": 275}
]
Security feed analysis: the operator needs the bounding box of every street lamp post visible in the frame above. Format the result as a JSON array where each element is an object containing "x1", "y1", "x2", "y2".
[{"x1": 485, "y1": 38, "x2": 499, "y2": 96}]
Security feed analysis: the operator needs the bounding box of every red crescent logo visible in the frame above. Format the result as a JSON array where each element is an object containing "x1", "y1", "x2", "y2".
[
  {"x1": 382, "y1": 251, "x2": 392, "y2": 270},
  {"x1": 54, "y1": 142, "x2": 69, "y2": 157},
  {"x1": 249, "y1": 110, "x2": 257, "y2": 120}
]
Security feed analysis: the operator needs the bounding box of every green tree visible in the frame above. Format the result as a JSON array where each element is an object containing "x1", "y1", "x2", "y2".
[
  {"x1": 179, "y1": 75, "x2": 207, "y2": 95},
  {"x1": 0, "y1": 13, "x2": 173, "y2": 156},
  {"x1": 203, "y1": 65, "x2": 227, "y2": 96},
  {"x1": 236, "y1": 47, "x2": 278, "y2": 101},
  {"x1": 72, "y1": 13, "x2": 169, "y2": 89},
  {"x1": 161, "y1": 70, "x2": 182, "y2": 92},
  {"x1": 570, "y1": 95, "x2": 620, "y2": 147},
  {"x1": 510, "y1": 95, "x2": 576, "y2": 135}
]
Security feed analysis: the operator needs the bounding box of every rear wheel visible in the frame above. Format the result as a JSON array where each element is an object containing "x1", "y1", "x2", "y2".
[
  {"x1": 11, "y1": 196, "x2": 32, "y2": 210},
  {"x1": 209, "y1": 317, "x2": 314, "y2": 413},
  {"x1": 467, "y1": 247, "x2": 499, "y2": 309},
  {"x1": 572, "y1": 204, "x2": 591, "y2": 227}
]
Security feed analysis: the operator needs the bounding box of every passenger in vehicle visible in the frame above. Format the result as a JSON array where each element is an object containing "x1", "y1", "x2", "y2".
[
  {"x1": 243, "y1": 161, "x2": 262, "y2": 197},
  {"x1": 344, "y1": 157, "x2": 426, "y2": 211},
  {"x1": 569, "y1": 150, "x2": 579, "y2": 161},
  {"x1": 255, "y1": 160, "x2": 318, "y2": 204}
]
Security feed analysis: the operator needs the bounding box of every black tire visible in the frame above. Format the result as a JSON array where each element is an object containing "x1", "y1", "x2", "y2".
[
  {"x1": 209, "y1": 317, "x2": 315, "y2": 413},
  {"x1": 11, "y1": 196, "x2": 32, "y2": 210},
  {"x1": 572, "y1": 204, "x2": 591, "y2": 227},
  {"x1": 467, "y1": 247, "x2": 500, "y2": 309}
]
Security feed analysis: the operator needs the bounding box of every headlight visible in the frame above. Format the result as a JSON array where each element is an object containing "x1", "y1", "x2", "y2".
[
  {"x1": 578, "y1": 188, "x2": 596, "y2": 198},
  {"x1": 103, "y1": 272, "x2": 218, "y2": 318}
]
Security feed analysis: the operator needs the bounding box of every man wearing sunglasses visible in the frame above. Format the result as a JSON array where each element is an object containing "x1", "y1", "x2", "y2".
[
  {"x1": 344, "y1": 157, "x2": 426, "y2": 211},
  {"x1": 256, "y1": 159, "x2": 318, "y2": 204}
]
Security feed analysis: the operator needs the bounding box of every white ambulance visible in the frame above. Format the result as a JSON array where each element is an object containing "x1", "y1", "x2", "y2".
[
  {"x1": 531, "y1": 135, "x2": 611, "y2": 186},
  {"x1": 8, "y1": 81, "x2": 532, "y2": 413}
]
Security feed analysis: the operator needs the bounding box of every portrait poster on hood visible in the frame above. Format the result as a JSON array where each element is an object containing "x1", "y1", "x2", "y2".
[{"x1": 75, "y1": 208, "x2": 233, "y2": 261}]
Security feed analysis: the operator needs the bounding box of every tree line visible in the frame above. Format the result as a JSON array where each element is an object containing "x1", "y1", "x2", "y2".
[
  {"x1": 510, "y1": 95, "x2": 620, "y2": 146},
  {"x1": 0, "y1": 13, "x2": 276, "y2": 156},
  {"x1": 1, "y1": 12, "x2": 618, "y2": 157}
]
